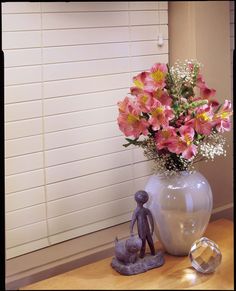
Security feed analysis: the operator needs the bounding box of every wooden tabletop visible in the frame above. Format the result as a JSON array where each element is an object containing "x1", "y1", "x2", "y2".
[{"x1": 21, "y1": 219, "x2": 234, "y2": 290}]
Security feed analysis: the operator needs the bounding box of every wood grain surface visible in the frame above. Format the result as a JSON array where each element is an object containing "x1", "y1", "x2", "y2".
[{"x1": 20, "y1": 219, "x2": 234, "y2": 290}]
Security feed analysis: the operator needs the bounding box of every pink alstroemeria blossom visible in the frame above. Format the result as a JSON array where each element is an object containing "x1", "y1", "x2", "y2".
[
  {"x1": 180, "y1": 141, "x2": 198, "y2": 159},
  {"x1": 149, "y1": 100, "x2": 174, "y2": 131},
  {"x1": 130, "y1": 72, "x2": 152, "y2": 96},
  {"x1": 130, "y1": 86, "x2": 143, "y2": 96},
  {"x1": 154, "y1": 89, "x2": 172, "y2": 106},
  {"x1": 208, "y1": 99, "x2": 220, "y2": 108},
  {"x1": 196, "y1": 74, "x2": 206, "y2": 89},
  {"x1": 186, "y1": 104, "x2": 214, "y2": 135},
  {"x1": 196, "y1": 73, "x2": 216, "y2": 100},
  {"x1": 145, "y1": 63, "x2": 168, "y2": 90},
  {"x1": 200, "y1": 86, "x2": 216, "y2": 99},
  {"x1": 175, "y1": 114, "x2": 189, "y2": 127},
  {"x1": 132, "y1": 71, "x2": 149, "y2": 90},
  {"x1": 136, "y1": 91, "x2": 154, "y2": 113},
  {"x1": 117, "y1": 98, "x2": 149, "y2": 138},
  {"x1": 178, "y1": 126, "x2": 197, "y2": 159},
  {"x1": 117, "y1": 96, "x2": 132, "y2": 113},
  {"x1": 213, "y1": 100, "x2": 233, "y2": 132},
  {"x1": 167, "y1": 126, "x2": 197, "y2": 159},
  {"x1": 155, "y1": 126, "x2": 177, "y2": 150}
]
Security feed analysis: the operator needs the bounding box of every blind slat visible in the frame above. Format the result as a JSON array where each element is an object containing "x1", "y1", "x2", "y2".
[
  {"x1": 2, "y1": 14, "x2": 41, "y2": 31},
  {"x1": 5, "y1": 118, "x2": 43, "y2": 140},
  {"x1": 45, "y1": 150, "x2": 134, "y2": 184},
  {"x1": 6, "y1": 221, "x2": 48, "y2": 248},
  {"x1": 6, "y1": 204, "x2": 46, "y2": 230},
  {"x1": 45, "y1": 136, "x2": 129, "y2": 167},
  {"x1": 5, "y1": 187, "x2": 45, "y2": 212},
  {"x1": 5, "y1": 169, "x2": 45, "y2": 194}
]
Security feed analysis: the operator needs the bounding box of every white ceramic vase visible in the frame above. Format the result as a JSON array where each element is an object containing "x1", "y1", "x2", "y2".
[{"x1": 145, "y1": 170, "x2": 213, "y2": 256}]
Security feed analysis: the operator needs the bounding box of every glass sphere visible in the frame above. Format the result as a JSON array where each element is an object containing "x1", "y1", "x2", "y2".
[{"x1": 189, "y1": 237, "x2": 222, "y2": 273}]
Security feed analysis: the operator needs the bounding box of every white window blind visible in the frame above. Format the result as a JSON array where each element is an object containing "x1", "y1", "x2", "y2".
[{"x1": 4, "y1": 1, "x2": 169, "y2": 259}]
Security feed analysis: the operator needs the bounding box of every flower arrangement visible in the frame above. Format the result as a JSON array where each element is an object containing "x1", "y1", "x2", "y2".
[{"x1": 117, "y1": 59, "x2": 233, "y2": 175}]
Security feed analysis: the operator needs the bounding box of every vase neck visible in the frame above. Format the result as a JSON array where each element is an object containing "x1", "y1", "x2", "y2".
[{"x1": 155, "y1": 170, "x2": 198, "y2": 178}]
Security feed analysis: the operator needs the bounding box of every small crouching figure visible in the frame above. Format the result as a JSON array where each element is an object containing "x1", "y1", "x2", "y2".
[
  {"x1": 114, "y1": 235, "x2": 142, "y2": 265},
  {"x1": 130, "y1": 190, "x2": 155, "y2": 258}
]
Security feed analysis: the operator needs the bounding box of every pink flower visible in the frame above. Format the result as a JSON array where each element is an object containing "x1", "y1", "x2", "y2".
[
  {"x1": 145, "y1": 63, "x2": 168, "y2": 90},
  {"x1": 149, "y1": 100, "x2": 174, "y2": 131},
  {"x1": 153, "y1": 89, "x2": 172, "y2": 106},
  {"x1": 130, "y1": 86, "x2": 144, "y2": 96},
  {"x1": 208, "y1": 99, "x2": 220, "y2": 108},
  {"x1": 178, "y1": 126, "x2": 197, "y2": 159},
  {"x1": 200, "y1": 86, "x2": 216, "y2": 99},
  {"x1": 180, "y1": 142, "x2": 198, "y2": 159},
  {"x1": 196, "y1": 73, "x2": 217, "y2": 101},
  {"x1": 117, "y1": 98, "x2": 149, "y2": 138},
  {"x1": 155, "y1": 126, "x2": 177, "y2": 150},
  {"x1": 175, "y1": 114, "x2": 189, "y2": 127},
  {"x1": 186, "y1": 104, "x2": 214, "y2": 135},
  {"x1": 132, "y1": 71, "x2": 149, "y2": 90},
  {"x1": 136, "y1": 91, "x2": 154, "y2": 113},
  {"x1": 130, "y1": 71, "x2": 153, "y2": 96},
  {"x1": 213, "y1": 100, "x2": 233, "y2": 132},
  {"x1": 196, "y1": 74, "x2": 206, "y2": 89},
  {"x1": 167, "y1": 126, "x2": 197, "y2": 159},
  {"x1": 117, "y1": 96, "x2": 132, "y2": 113}
]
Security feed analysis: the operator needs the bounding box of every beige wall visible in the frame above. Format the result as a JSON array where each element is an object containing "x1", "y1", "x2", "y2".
[{"x1": 169, "y1": 1, "x2": 233, "y2": 213}]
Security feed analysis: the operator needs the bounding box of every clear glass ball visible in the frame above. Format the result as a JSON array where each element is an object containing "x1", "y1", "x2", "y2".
[{"x1": 189, "y1": 237, "x2": 222, "y2": 273}]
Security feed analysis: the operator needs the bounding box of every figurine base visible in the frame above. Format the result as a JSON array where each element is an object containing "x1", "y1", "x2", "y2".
[{"x1": 111, "y1": 250, "x2": 165, "y2": 275}]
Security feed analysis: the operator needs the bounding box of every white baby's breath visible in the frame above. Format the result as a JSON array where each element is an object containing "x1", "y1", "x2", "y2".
[{"x1": 198, "y1": 133, "x2": 226, "y2": 161}]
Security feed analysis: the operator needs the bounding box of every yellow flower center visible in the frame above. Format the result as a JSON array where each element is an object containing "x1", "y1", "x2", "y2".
[
  {"x1": 141, "y1": 95, "x2": 148, "y2": 104},
  {"x1": 220, "y1": 112, "x2": 231, "y2": 119},
  {"x1": 184, "y1": 134, "x2": 192, "y2": 146},
  {"x1": 196, "y1": 112, "x2": 210, "y2": 122},
  {"x1": 134, "y1": 79, "x2": 144, "y2": 89},
  {"x1": 127, "y1": 114, "x2": 139, "y2": 124},
  {"x1": 152, "y1": 107, "x2": 163, "y2": 117},
  {"x1": 150, "y1": 70, "x2": 164, "y2": 82},
  {"x1": 162, "y1": 130, "x2": 170, "y2": 139}
]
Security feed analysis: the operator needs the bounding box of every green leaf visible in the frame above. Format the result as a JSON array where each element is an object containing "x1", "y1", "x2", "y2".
[
  {"x1": 123, "y1": 137, "x2": 139, "y2": 147},
  {"x1": 188, "y1": 99, "x2": 208, "y2": 109},
  {"x1": 172, "y1": 102, "x2": 179, "y2": 111},
  {"x1": 123, "y1": 142, "x2": 132, "y2": 148},
  {"x1": 196, "y1": 133, "x2": 204, "y2": 140}
]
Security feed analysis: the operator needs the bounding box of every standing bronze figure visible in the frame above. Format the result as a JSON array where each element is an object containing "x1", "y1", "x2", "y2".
[
  {"x1": 111, "y1": 190, "x2": 164, "y2": 275},
  {"x1": 130, "y1": 190, "x2": 155, "y2": 258}
]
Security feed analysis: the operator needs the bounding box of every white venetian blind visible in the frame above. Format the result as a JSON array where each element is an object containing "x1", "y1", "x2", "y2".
[{"x1": 3, "y1": 1, "x2": 169, "y2": 259}]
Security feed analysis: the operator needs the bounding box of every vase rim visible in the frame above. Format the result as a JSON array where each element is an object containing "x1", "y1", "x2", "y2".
[{"x1": 153, "y1": 169, "x2": 199, "y2": 178}]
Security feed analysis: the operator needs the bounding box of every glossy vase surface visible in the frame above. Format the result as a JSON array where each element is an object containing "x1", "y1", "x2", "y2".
[{"x1": 145, "y1": 171, "x2": 213, "y2": 256}]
